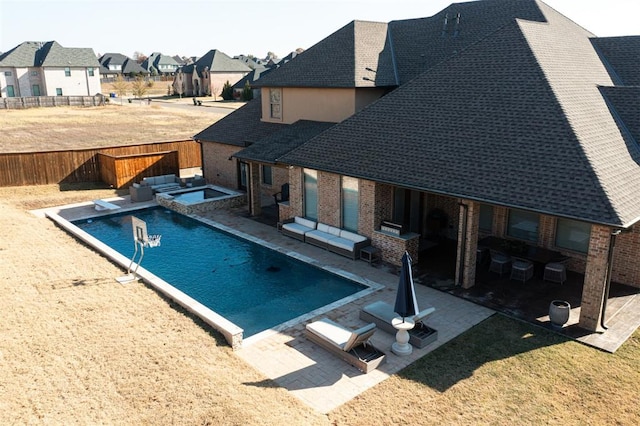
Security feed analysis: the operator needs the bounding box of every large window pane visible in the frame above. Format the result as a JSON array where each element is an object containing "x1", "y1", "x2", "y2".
[
  {"x1": 507, "y1": 209, "x2": 539, "y2": 242},
  {"x1": 303, "y1": 169, "x2": 318, "y2": 221},
  {"x1": 479, "y1": 204, "x2": 493, "y2": 232},
  {"x1": 556, "y1": 218, "x2": 591, "y2": 253},
  {"x1": 341, "y1": 177, "x2": 359, "y2": 232},
  {"x1": 261, "y1": 165, "x2": 272, "y2": 185}
]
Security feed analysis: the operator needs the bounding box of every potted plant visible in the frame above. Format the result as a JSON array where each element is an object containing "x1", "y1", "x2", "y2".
[{"x1": 549, "y1": 300, "x2": 571, "y2": 328}]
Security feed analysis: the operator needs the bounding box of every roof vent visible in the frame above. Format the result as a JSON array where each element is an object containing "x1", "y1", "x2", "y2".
[{"x1": 441, "y1": 12, "x2": 461, "y2": 38}]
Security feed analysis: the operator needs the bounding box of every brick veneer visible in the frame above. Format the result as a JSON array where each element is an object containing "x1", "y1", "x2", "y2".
[
  {"x1": 200, "y1": 143, "x2": 240, "y2": 189},
  {"x1": 456, "y1": 200, "x2": 480, "y2": 289},
  {"x1": 579, "y1": 224, "x2": 611, "y2": 331}
]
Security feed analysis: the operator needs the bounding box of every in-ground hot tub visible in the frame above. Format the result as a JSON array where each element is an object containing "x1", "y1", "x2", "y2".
[{"x1": 156, "y1": 184, "x2": 246, "y2": 215}]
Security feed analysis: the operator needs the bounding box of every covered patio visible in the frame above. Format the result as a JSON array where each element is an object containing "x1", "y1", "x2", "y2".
[{"x1": 413, "y1": 240, "x2": 640, "y2": 352}]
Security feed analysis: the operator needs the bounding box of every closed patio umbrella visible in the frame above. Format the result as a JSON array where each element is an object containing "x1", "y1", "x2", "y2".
[{"x1": 394, "y1": 251, "x2": 420, "y2": 322}]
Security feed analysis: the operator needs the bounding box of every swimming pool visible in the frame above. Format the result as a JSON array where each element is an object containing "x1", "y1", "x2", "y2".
[{"x1": 72, "y1": 207, "x2": 368, "y2": 339}]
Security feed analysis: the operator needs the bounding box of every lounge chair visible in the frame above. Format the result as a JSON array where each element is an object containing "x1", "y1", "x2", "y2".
[
  {"x1": 359, "y1": 301, "x2": 438, "y2": 348},
  {"x1": 305, "y1": 318, "x2": 385, "y2": 373}
]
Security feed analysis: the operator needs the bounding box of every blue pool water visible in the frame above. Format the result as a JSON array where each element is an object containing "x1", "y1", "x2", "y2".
[{"x1": 73, "y1": 208, "x2": 366, "y2": 337}]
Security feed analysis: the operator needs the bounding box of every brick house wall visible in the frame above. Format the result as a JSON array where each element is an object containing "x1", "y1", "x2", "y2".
[{"x1": 200, "y1": 142, "x2": 241, "y2": 189}]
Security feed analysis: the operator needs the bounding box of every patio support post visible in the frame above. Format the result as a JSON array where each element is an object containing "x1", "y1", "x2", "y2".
[
  {"x1": 579, "y1": 224, "x2": 611, "y2": 331},
  {"x1": 455, "y1": 200, "x2": 480, "y2": 289},
  {"x1": 248, "y1": 162, "x2": 261, "y2": 217}
]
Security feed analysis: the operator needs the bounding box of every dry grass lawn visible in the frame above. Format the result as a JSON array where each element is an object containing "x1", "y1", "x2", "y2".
[
  {"x1": 1, "y1": 105, "x2": 638, "y2": 424},
  {"x1": 1, "y1": 184, "x2": 638, "y2": 425},
  {"x1": 0, "y1": 104, "x2": 224, "y2": 153}
]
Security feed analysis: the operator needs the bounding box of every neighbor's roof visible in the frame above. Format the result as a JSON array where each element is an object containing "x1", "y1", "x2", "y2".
[
  {"x1": 278, "y1": 0, "x2": 640, "y2": 227},
  {"x1": 195, "y1": 50, "x2": 252, "y2": 73},
  {"x1": 98, "y1": 53, "x2": 147, "y2": 75},
  {"x1": 234, "y1": 120, "x2": 335, "y2": 164},
  {"x1": 193, "y1": 95, "x2": 285, "y2": 147},
  {"x1": 0, "y1": 41, "x2": 99, "y2": 67}
]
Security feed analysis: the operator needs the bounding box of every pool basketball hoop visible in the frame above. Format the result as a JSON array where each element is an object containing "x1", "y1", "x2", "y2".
[{"x1": 116, "y1": 216, "x2": 161, "y2": 284}]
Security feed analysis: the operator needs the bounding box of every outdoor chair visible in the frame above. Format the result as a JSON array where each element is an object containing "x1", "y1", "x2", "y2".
[
  {"x1": 544, "y1": 262, "x2": 567, "y2": 284},
  {"x1": 359, "y1": 301, "x2": 438, "y2": 348},
  {"x1": 510, "y1": 259, "x2": 534, "y2": 283},
  {"x1": 489, "y1": 249, "x2": 512, "y2": 276},
  {"x1": 273, "y1": 183, "x2": 290, "y2": 204},
  {"x1": 305, "y1": 318, "x2": 385, "y2": 373}
]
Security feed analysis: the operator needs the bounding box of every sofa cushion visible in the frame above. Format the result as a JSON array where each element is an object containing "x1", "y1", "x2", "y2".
[
  {"x1": 161, "y1": 174, "x2": 176, "y2": 184},
  {"x1": 316, "y1": 223, "x2": 330, "y2": 233},
  {"x1": 339, "y1": 229, "x2": 367, "y2": 243},
  {"x1": 295, "y1": 216, "x2": 317, "y2": 230},
  {"x1": 306, "y1": 230, "x2": 334, "y2": 244},
  {"x1": 282, "y1": 222, "x2": 312, "y2": 236},
  {"x1": 328, "y1": 236, "x2": 356, "y2": 251},
  {"x1": 327, "y1": 226, "x2": 341, "y2": 237}
]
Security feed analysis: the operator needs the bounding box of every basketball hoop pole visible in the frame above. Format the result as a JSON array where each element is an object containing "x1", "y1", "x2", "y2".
[{"x1": 116, "y1": 216, "x2": 160, "y2": 284}]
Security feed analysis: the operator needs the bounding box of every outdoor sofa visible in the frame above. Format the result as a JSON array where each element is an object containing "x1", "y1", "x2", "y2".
[
  {"x1": 359, "y1": 301, "x2": 438, "y2": 348},
  {"x1": 140, "y1": 174, "x2": 182, "y2": 193},
  {"x1": 281, "y1": 216, "x2": 370, "y2": 260},
  {"x1": 305, "y1": 318, "x2": 385, "y2": 373}
]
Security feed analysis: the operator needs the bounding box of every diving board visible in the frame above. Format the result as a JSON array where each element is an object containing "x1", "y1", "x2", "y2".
[{"x1": 93, "y1": 199, "x2": 121, "y2": 211}]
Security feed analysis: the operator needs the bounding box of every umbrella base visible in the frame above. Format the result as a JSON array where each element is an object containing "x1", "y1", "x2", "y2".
[{"x1": 391, "y1": 317, "x2": 415, "y2": 356}]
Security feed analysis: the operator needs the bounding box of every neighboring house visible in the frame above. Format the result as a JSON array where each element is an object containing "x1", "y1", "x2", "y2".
[
  {"x1": 98, "y1": 53, "x2": 148, "y2": 78},
  {"x1": 172, "y1": 49, "x2": 251, "y2": 97},
  {"x1": 142, "y1": 52, "x2": 179, "y2": 75},
  {"x1": 0, "y1": 40, "x2": 101, "y2": 97},
  {"x1": 193, "y1": 0, "x2": 640, "y2": 333},
  {"x1": 231, "y1": 65, "x2": 276, "y2": 99}
]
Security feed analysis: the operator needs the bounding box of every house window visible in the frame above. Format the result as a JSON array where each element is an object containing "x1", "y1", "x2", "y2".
[
  {"x1": 64, "y1": 67, "x2": 71, "y2": 77},
  {"x1": 7, "y1": 85, "x2": 15, "y2": 97},
  {"x1": 341, "y1": 176, "x2": 359, "y2": 232},
  {"x1": 479, "y1": 204, "x2": 493, "y2": 232},
  {"x1": 269, "y1": 88, "x2": 282, "y2": 119},
  {"x1": 56, "y1": 88, "x2": 63, "y2": 96},
  {"x1": 555, "y1": 218, "x2": 591, "y2": 253},
  {"x1": 507, "y1": 209, "x2": 539, "y2": 242},
  {"x1": 31, "y1": 70, "x2": 38, "y2": 76},
  {"x1": 88, "y1": 67, "x2": 94, "y2": 76},
  {"x1": 303, "y1": 169, "x2": 318, "y2": 221},
  {"x1": 261, "y1": 165, "x2": 273, "y2": 185},
  {"x1": 4, "y1": 71, "x2": 11, "y2": 76},
  {"x1": 32, "y1": 85, "x2": 40, "y2": 96}
]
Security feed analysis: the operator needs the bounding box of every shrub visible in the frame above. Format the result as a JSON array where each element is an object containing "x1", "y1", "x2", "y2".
[{"x1": 221, "y1": 81, "x2": 234, "y2": 100}]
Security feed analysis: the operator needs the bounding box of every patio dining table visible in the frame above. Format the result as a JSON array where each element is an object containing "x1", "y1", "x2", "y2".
[{"x1": 478, "y1": 236, "x2": 568, "y2": 271}]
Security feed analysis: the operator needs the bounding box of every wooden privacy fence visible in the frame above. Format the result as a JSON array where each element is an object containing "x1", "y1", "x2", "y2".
[
  {"x1": 0, "y1": 140, "x2": 201, "y2": 187},
  {"x1": 99, "y1": 150, "x2": 179, "y2": 189},
  {"x1": 0, "y1": 95, "x2": 106, "y2": 110}
]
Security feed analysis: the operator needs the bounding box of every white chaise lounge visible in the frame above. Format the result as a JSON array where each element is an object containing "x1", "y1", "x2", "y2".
[
  {"x1": 93, "y1": 199, "x2": 121, "y2": 211},
  {"x1": 359, "y1": 301, "x2": 438, "y2": 348},
  {"x1": 305, "y1": 318, "x2": 385, "y2": 373}
]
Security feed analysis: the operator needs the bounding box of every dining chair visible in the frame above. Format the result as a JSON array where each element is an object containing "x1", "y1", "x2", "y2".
[
  {"x1": 511, "y1": 259, "x2": 534, "y2": 283},
  {"x1": 489, "y1": 249, "x2": 512, "y2": 276}
]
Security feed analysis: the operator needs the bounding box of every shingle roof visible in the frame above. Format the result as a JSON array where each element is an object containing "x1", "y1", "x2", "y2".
[
  {"x1": 232, "y1": 66, "x2": 275, "y2": 89},
  {"x1": 193, "y1": 95, "x2": 285, "y2": 146},
  {"x1": 0, "y1": 41, "x2": 99, "y2": 67},
  {"x1": 234, "y1": 120, "x2": 335, "y2": 164},
  {"x1": 279, "y1": 0, "x2": 640, "y2": 227},
  {"x1": 591, "y1": 36, "x2": 640, "y2": 86},
  {"x1": 98, "y1": 53, "x2": 146, "y2": 75},
  {"x1": 195, "y1": 50, "x2": 252, "y2": 73},
  {"x1": 253, "y1": 20, "x2": 396, "y2": 88},
  {"x1": 601, "y1": 87, "x2": 640, "y2": 145}
]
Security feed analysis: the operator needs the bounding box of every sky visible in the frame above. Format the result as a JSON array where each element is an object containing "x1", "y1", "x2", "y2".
[{"x1": 1, "y1": 0, "x2": 638, "y2": 60}]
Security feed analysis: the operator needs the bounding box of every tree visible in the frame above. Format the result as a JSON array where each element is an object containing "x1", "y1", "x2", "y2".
[
  {"x1": 241, "y1": 81, "x2": 253, "y2": 101},
  {"x1": 221, "y1": 80, "x2": 234, "y2": 100},
  {"x1": 131, "y1": 76, "x2": 149, "y2": 101},
  {"x1": 111, "y1": 74, "x2": 128, "y2": 105},
  {"x1": 133, "y1": 51, "x2": 147, "y2": 64}
]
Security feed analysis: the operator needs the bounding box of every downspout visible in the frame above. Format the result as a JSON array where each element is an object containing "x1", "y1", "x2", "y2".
[
  {"x1": 457, "y1": 202, "x2": 469, "y2": 287},
  {"x1": 600, "y1": 229, "x2": 620, "y2": 330}
]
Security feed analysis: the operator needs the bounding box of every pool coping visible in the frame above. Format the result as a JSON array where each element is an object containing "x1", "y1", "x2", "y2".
[{"x1": 42, "y1": 201, "x2": 384, "y2": 350}]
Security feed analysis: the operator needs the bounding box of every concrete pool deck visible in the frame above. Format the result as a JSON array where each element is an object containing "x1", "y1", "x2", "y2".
[{"x1": 38, "y1": 196, "x2": 494, "y2": 413}]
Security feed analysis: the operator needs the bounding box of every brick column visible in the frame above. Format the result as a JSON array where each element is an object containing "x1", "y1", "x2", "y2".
[
  {"x1": 579, "y1": 224, "x2": 611, "y2": 331},
  {"x1": 455, "y1": 200, "x2": 480, "y2": 289},
  {"x1": 248, "y1": 162, "x2": 261, "y2": 217}
]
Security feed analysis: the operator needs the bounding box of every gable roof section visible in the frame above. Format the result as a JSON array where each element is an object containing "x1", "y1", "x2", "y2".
[
  {"x1": 279, "y1": 1, "x2": 640, "y2": 227},
  {"x1": 195, "y1": 50, "x2": 252, "y2": 73},
  {"x1": 193, "y1": 95, "x2": 285, "y2": 147},
  {"x1": 234, "y1": 120, "x2": 335, "y2": 164},
  {"x1": 254, "y1": 20, "x2": 396, "y2": 88},
  {"x1": 99, "y1": 53, "x2": 146, "y2": 74},
  {"x1": 0, "y1": 41, "x2": 99, "y2": 67},
  {"x1": 591, "y1": 36, "x2": 640, "y2": 86}
]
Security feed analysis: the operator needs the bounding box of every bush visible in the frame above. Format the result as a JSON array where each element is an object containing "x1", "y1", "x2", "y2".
[
  {"x1": 241, "y1": 81, "x2": 253, "y2": 101},
  {"x1": 221, "y1": 80, "x2": 234, "y2": 100}
]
